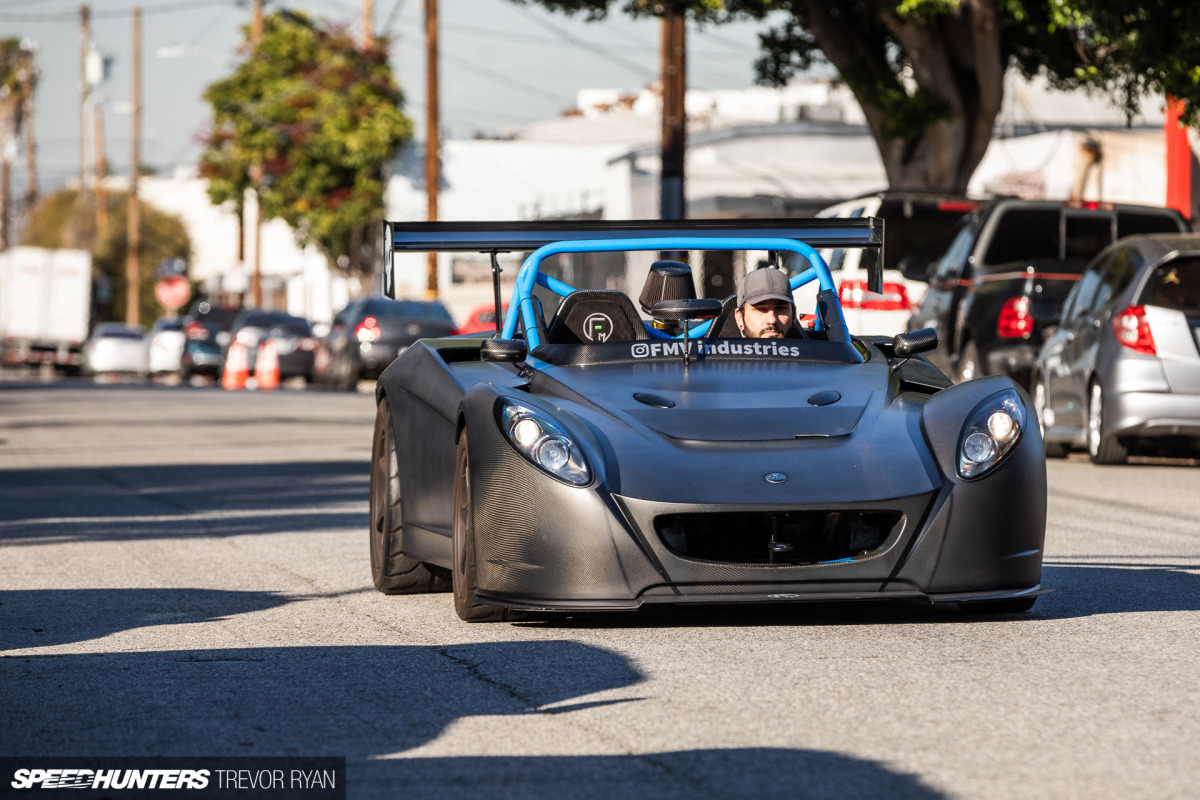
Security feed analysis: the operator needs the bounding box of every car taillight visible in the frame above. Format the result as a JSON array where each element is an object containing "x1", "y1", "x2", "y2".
[
  {"x1": 996, "y1": 296, "x2": 1034, "y2": 338},
  {"x1": 355, "y1": 316, "x2": 381, "y2": 343},
  {"x1": 1113, "y1": 305, "x2": 1156, "y2": 354},
  {"x1": 184, "y1": 321, "x2": 209, "y2": 341},
  {"x1": 449, "y1": 327, "x2": 462, "y2": 336},
  {"x1": 837, "y1": 279, "x2": 911, "y2": 311}
]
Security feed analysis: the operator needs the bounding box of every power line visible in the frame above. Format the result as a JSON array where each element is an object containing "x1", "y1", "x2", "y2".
[
  {"x1": 509, "y1": 5, "x2": 656, "y2": 82},
  {"x1": 0, "y1": 0, "x2": 237, "y2": 22},
  {"x1": 440, "y1": 50, "x2": 574, "y2": 107}
]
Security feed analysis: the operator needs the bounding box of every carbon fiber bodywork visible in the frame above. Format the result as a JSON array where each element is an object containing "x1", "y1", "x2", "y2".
[{"x1": 375, "y1": 336, "x2": 1047, "y2": 612}]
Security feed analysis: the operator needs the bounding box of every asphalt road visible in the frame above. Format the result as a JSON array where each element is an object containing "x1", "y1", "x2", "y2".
[{"x1": 1, "y1": 381, "x2": 1198, "y2": 799}]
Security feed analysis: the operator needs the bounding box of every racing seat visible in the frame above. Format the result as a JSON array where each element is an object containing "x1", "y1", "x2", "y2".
[
  {"x1": 705, "y1": 295, "x2": 741, "y2": 337},
  {"x1": 544, "y1": 290, "x2": 648, "y2": 344}
]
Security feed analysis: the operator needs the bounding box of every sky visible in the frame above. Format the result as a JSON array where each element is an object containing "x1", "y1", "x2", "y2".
[{"x1": 0, "y1": 0, "x2": 786, "y2": 197}]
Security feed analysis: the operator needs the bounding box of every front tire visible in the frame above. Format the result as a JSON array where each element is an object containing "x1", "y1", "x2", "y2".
[
  {"x1": 1087, "y1": 381, "x2": 1128, "y2": 465},
  {"x1": 452, "y1": 431, "x2": 516, "y2": 622},
  {"x1": 1033, "y1": 374, "x2": 1068, "y2": 459},
  {"x1": 369, "y1": 399, "x2": 451, "y2": 594}
]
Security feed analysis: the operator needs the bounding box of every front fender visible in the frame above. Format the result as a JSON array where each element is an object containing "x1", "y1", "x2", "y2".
[{"x1": 459, "y1": 385, "x2": 663, "y2": 605}]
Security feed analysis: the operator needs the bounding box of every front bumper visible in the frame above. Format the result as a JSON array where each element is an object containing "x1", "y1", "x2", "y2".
[{"x1": 467, "y1": 406, "x2": 1046, "y2": 611}]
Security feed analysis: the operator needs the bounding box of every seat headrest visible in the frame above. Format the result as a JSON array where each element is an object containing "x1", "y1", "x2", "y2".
[{"x1": 545, "y1": 290, "x2": 647, "y2": 345}]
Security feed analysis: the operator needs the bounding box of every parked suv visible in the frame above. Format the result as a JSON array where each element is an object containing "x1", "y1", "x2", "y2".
[
  {"x1": 907, "y1": 199, "x2": 1188, "y2": 388},
  {"x1": 315, "y1": 297, "x2": 457, "y2": 389},
  {"x1": 816, "y1": 190, "x2": 982, "y2": 335},
  {"x1": 1034, "y1": 233, "x2": 1200, "y2": 464}
]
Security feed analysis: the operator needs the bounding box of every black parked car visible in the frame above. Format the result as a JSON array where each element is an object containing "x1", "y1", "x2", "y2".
[
  {"x1": 227, "y1": 310, "x2": 318, "y2": 381},
  {"x1": 180, "y1": 299, "x2": 243, "y2": 380},
  {"x1": 1034, "y1": 233, "x2": 1200, "y2": 463},
  {"x1": 315, "y1": 297, "x2": 457, "y2": 390},
  {"x1": 907, "y1": 198, "x2": 1187, "y2": 389}
]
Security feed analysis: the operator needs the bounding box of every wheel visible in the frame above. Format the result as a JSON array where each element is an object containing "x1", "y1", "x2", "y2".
[
  {"x1": 1033, "y1": 374, "x2": 1068, "y2": 459},
  {"x1": 337, "y1": 354, "x2": 359, "y2": 391},
  {"x1": 958, "y1": 596, "x2": 1037, "y2": 614},
  {"x1": 452, "y1": 430, "x2": 517, "y2": 622},
  {"x1": 956, "y1": 339, "x2": 981, "y2": 383},
  {"x1": 369, "y1": 399, "x2": 452, "y2": 594},
  {"x1": 1087, "y1": 381, "x2": 1128, "y2": 465}
]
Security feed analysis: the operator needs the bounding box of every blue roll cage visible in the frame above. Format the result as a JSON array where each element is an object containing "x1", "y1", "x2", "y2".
[
  {"x1": 383, "y1": 219, "x2": 884, "y2": 350},
  {"x1": 499, "y1": 237, "x2": 841, "y2": 350}
]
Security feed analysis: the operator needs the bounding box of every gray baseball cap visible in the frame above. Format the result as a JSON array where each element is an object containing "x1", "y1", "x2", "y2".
[{"x1": 737, "y1": 268, "x2": 794, "y2": 307}]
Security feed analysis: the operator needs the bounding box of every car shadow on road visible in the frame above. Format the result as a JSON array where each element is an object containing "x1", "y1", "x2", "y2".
[
  {"x1": 0, "y1": 588, "x2": 297, "y2": 650},
  {"x1": 360, "y1": 749, "x2": 948, "y2": 800},
  {"x1": 0, "y1": 461, "x2": 367, "y2": 545},
  {"x1": 0, "y1": 639, "x2": 946, "y2": 800}
]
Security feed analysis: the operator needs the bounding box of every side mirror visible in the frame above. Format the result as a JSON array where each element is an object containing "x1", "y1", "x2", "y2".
[
  {"x1": 898, "y1": 255, "x2": 932, "y2": 282},
  {"x1": 480, "y1": 338, "x2": 527, "y2": 363},
  {"x1": 650, "y1": 298, "x2": 723, "y2": 322},
  {"x1": 892, "y1": 327, "x2": 938, "y2": 357}
]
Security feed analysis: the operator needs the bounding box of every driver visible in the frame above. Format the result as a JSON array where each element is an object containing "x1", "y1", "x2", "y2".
[{"x1": 734, "y1": 267, "x2": 799, "y2": 338}]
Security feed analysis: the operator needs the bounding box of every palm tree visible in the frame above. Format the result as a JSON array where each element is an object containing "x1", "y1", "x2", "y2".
[{"x1": 0, "y1": 38, "x2": 36, "y2": 250}]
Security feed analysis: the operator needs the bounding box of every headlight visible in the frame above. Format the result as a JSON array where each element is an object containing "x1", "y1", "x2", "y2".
[
  {"x1": 958, "y1": 389, "x2": 1025, "y2": 479},
  {"x1": 497, "y1": 401, "x2": 591, "y2": 486}
]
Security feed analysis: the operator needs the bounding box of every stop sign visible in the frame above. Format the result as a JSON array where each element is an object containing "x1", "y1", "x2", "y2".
[{"x1": 155, "y1": 275, "x2": 191, "y2": 311}]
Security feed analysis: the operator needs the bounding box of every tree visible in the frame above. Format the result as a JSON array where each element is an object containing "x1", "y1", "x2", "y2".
[
  {"x1": 516, "y1": 1, "x2": 1200, "y2": 191},
  {"x1": 22, "y1": 189, "x2": 192, "y2": 325},
  {"x1": 200, "y1": 10, "x2": 413, "y2": 287}
]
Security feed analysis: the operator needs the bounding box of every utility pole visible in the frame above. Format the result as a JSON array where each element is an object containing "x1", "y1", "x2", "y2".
[
  {"x1": 424, "y1": 0, "x2": 439, "y2": 297},
  {"x1": 660, "y1": 12, "x2": 686, "y2": 220},
  {"x1": 362, "y1": 0, "x2": 373, "y2": 47},
  {"x1": 125, "y1": 6, "x2": 141, "y2": 326},
  {"x1": 93, "y1": 102, "x2": 107, "y2": 241},
  {"x1": 252, "y1": 0, "x2": 264, "y2": 48},
  {"x1": 250, "y1": 0, "x2": 263, "y2": 308},
  {"x1": 79, "y1": 4, "x2": 90, "y2": 186}
]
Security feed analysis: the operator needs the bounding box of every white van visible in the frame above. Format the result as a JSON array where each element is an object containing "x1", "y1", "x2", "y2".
[{"x1": 816, "y1": 191, "x2": 982, "y2": 336}]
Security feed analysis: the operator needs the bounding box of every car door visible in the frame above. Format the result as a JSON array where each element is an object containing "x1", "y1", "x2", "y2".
[
  {"x1": 909, "y1": 218, "x2": 976, "y2": 374},
  {"x1": 1057, "y1": 255, "x2": 1110, "y2": 429},
  {"x1": 1077, "y1": 245, "x2": 1142, "y2": 393}
]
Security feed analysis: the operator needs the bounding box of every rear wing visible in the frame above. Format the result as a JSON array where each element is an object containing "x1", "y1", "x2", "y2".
[{"x1": 383, "y1": 218, "x2": 885, "y2": 297}]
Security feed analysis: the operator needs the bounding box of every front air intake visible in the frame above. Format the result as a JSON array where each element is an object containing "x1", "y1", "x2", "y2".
[
  {"x1": 655, "y1": 510, "x2": 902, "y2": 565},
  {"x1": 639, "y1": 260, "x2": 697, "y2": 314}
]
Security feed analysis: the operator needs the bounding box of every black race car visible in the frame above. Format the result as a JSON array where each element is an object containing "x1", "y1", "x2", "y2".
[{"x1": 370, "y1": 220, "x2": 1048, "y2": 621}]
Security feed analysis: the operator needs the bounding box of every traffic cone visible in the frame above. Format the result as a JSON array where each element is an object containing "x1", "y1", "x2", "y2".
[
  {"x1": 254, "y1": 340, "x2": 280, "y2": 391},
  {"x1": 221, "y1": 342, "x2": 249, "y2": 390}
]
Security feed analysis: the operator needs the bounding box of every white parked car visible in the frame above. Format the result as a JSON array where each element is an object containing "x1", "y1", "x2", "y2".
[
  {"x1": 816, "y1": 191, "x2": 982, "y2": 336},
  {"x1": 142, "y1": 316, "x2": 185, "y2": 376},
  {"x1": 81, "y1": 323, "x2": 145, "y2": 376}
]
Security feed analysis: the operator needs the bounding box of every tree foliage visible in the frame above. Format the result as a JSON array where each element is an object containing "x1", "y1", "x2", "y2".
[
  {"x1": 200, "y1": 11, "x2": 413, "y2": 282},
  {"x1": 22, "y1": 189, "x2": 192, "y2": 325},
  {"x1": 516, "y1": 0, "x2": 1200, "y2": 191}
]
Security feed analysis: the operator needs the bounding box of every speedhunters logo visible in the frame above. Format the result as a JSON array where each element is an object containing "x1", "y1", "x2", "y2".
[
  {"x1": 11, "y1": 769, "x2": 210, "y2": 790},
  {"x1": 2, "y1": 758, "x2": 344, "y2": 798},
  {"x1": 631, "y1": 340, "x2": 808, "y2": 358}
]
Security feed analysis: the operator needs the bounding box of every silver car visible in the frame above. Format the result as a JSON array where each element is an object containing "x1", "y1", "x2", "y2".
[
  {"x1": 142, "y1": 316, "x2": 185, "y2": 376},
  {"x1": 1034, "y1": 233, "x2": 1200, "y2": 464},
  {"x1": 82, "y1": 323, "x2": 146, "y2": 377}
]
